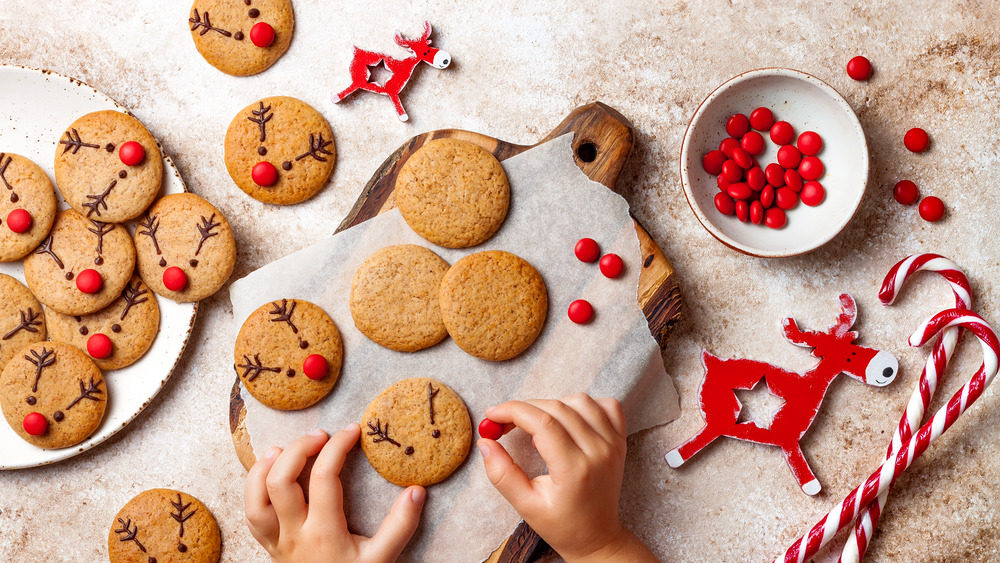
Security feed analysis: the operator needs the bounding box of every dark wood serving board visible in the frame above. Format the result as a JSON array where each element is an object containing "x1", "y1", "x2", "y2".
[{"x1": 228, "y1": 102, "x2": 682, "y2": 562}]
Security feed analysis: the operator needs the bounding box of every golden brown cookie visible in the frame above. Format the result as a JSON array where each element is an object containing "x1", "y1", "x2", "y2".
[
  {"x1": 23, "y1": 210, "x2": 136, "y2": 316},
  {"x1": 234, "y1": 299, "x2": 343, "y2": 410},
  {"x1": 0, "y1": 274, "x2": 46, "y2": 372},
  {"x1": 108, "y1": 488, "x2": 221, "y2": 563},
  {"x1": 45, "y1": 276, "x2": 159, "y2": 371},
  {"x1": 0, "y1": 153, "x2": 57, "y2": 262},
  {"x1": 395, "y1": 138, "x2": 510, "y2": 248},
  {"x1": 439, "y1": 250, "x2": 547, "y2": 361},
  {"x1": 350, "y1": 244, "x2": 449, "y2": 352},
  {"x1": 189, "y1": 0, "x2": 294, "y2": 77},
  {"x1": 0, "y1": 342, "x2": 105, "y2": 449},
  {"x1": 133, "y1": 193, "x2": 237, "y2": 303},
  {"x1": 53, "y1": 111, "x2": 163, "y2": 224},
  {"x1": 361, "y1": 377, "x2": 472, "y2": 486},
  {"x1": 224, "y1": 96, "x2": 336, "y2": 205}
]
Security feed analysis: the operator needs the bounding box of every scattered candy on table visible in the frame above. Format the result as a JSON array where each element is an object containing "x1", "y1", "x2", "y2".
[
  {"x1": 893, "y1": 180, "x2": 919, "y2": 205},
  {"x1": 903, "y1": 127, "x2": 929, "y2": 152},
  {"x1": 567, "y1": 299, "x2": 593, "y2": 324},
  {"x1": 918, "y1": 195, "x2": 945, "y2": 222},
  {"x1": 574, "y1": 237, "x2": 600, "y2": 262},
  {"x1": 846, "y1": 55, "x2": 873, "y2": 81},
  {"x1": 599, "y1": 253, "x2": 623, "y2": 278}
]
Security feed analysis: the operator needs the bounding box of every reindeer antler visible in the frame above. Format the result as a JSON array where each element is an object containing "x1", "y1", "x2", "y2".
[
  {"x1": 831, "y1": 293, "x2": 858, "y2": 338},
  {"x1": 120, "y1": 281, "x2": 149, "y2": 321},
  {"x1": 82, "y1": 179, "x2": 117, "y2": 218},
  {"x1": 3, "y1": 308, "x2": 42, "y2": 340},
  {"x1": 114, "y1": 517, "x2": 147, "y2": 553},
  {"x1": 195, "y1": 214, "x2": 220, "y2": 256},
  {"x1": 366, "y1": 419, "x2": 401, "y2": 447},
  {"x1": 67, "y1": 377, "x2": 104, "y2": 410},
  {"x1": 421, "y1": 21, "x2": 432, "y2": 42}
]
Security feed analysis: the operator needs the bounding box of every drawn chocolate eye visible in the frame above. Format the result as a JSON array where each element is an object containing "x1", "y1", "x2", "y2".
[
  {"x1": 404, "y1": 446, "x2": 414, "y2": 455},
  {"x1": 431, "y1": 429, "x2": 440, "y2": 438},
  {"x1": 78, "y1": 325, "x2": 89, "y2": 336}
]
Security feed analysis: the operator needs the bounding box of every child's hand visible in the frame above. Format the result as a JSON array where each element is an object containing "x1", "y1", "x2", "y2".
[
  {"x1": 478, "y1": 394, "x2": 658, "y2": 562},
  {"x1": 245, "y1": 424, "x2": 426, "y2": 563}
]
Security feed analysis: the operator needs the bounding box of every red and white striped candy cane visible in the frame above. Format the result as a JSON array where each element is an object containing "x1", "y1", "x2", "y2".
[
  {"x1": 840, "y1": 255, "x2": 972, "y2": 562},
  {"x1": 776, "y1": 309, "x2": 999, "y2": 563}
]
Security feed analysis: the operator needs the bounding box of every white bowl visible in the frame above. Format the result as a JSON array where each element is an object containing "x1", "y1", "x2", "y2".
[{"x1": 680, "y1": 68, "x2": 868, "y2": 257}]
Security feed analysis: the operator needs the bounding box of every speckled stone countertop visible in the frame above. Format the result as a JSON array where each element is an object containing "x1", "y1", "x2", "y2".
[{"x1": 2, "y1": 1, "x2": 1000, "y2": 561}]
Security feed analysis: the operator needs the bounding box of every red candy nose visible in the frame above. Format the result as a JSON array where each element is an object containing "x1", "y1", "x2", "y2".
[
  {"x1": 251, "y1": 161, "x2": 278, "y2": 187},
  {"x1": 302, "y1": 354, "x2": 328, "y2": 380},
  {"x1": 76, "y1": 269, "x2": 103, "y2": 294},
  {"x1": 6, "y1": 209, "x2": 32, "y2": 233},
  {"x1": 87, "y1": 333, "x2": 113, "y2": 359},
  {"x1": 23, "y1": 412, "x2": 48, "y2": 436},
  {"x1": 163, "y1": 266, "x2": 188, "y2": 292},
  {"x1": 478, "y1": 418, "x2": 504, "y2": 440},
  {"x1": 119, "y1": 141, "x2": 145, "y2": 166},
  {"x1": 250, "y1": 22, "x2": 275, "y2": 47}
]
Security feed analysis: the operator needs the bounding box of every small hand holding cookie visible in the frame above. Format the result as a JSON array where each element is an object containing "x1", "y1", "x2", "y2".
[
  {"x1": 245, "y1": 425, "x2": 426, "y2": 563},
  {"x1": 478, "y1": 394, "x2": 658, "y2": 562}
]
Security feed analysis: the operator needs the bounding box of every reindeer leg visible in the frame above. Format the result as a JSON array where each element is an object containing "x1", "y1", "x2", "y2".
[
  {"x1": 334, "y1": 84, "x2": 360, "y2": 102},
  {"x1": 782, "y1": 443, "x2": 821, "y2": 495},
  {"x1": 665, "y1": 425, "x2": 720, "y2": 468},
  {"x1": 388, "y1": 93, "x2": 408, "y2": 122}
]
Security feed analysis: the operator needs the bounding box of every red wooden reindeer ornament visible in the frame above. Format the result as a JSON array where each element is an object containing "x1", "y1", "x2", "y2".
[
  {"x1": 665, "y1": 294, "x2": 898, "y2": 495},
  {"x1": 334, "y1": 22, "x2": 450, "y2": 122}
]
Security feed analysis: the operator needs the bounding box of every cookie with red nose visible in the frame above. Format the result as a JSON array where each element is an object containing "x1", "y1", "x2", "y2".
[
  {"x1": 0, "y1": 153, "x2": 57, "y2": 262},
  {"x1": 0, "y1": 273, "x2": 47, "y2": 372},
  {"x1": 188, "y1": 0, "x2": 294, "y2": 76}
]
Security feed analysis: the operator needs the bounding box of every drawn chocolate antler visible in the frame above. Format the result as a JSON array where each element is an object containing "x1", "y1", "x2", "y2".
[
  {"x1": 88, "y1": 220, "x2": 115, "y2": 259},
  {"x1": 367, "y1": 419, "x2": 401, "y2": 447},
  {"x1": 120, "y1": 282, "x2": 149, "y2": 321},
  {"x1": 427, "y1": 382, "x2": 439, "y2": 424},
  {"x1": 137, "y1": 213, "x2": 162, "y2": 255},
  {"x1": 267, "y1": 299, "x2": 298, "y2": 333},
  {"x1": 59, "y1": 129, "x2": 100, "y2": 155},
  {"x1": 82, "y1": 179, "x2": 116, "y2": 217},
  {"x1": 67, "y1": 377, "x2": 104, "y2": 409},
  {"x1": 3, "y1": 308, "x2": 42, "y2": 340},
  {"x1": 114, "y1": 517, "x2": 147, "y2": 553},
  {"x1": 34, "y1": 235, "x2": 64, "y2": 269},
  {"x1": 24, "y1": 347, "x2": 55, "y2": 393},
  {"x1": 189, "y1": 8, "x2": 232, "y2": 37},
  {"x1": 295, "y1": 133, "x2": 334, "y2": 163},
  {"x1": 195, "y1": 214, "x2": 220, "y2": 256},
  {"x1": 247, "y1": 101, "x2": 273, "y2": 142},
  {"x1": 237, "y1": 354, "x2": 281, "y2": 382},
  {"x1": 0, "y1": 153, "x2": 13, "y2": 191},
  {"x1": 170, "y1": 492, "x2": 197, "y2": 548}
]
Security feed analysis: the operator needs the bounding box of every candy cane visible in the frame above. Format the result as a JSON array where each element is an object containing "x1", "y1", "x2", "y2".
[
  {"x1": 776, "y1": 310, "x2": 999, "y2": 563},
  {"x1": 840, "y1": 255, "x2": 972, "y2": 562}
]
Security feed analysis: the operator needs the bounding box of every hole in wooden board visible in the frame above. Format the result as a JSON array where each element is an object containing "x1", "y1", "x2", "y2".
[{"x1": 576, "y1": 142, "x2": 597, "y2": 163}]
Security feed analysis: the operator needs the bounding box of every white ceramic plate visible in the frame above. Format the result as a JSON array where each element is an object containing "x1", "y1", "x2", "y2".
[
  {"x1": 0, "y1": 65, "x2": 197, "y2": 469},
  {"x1": 680, "y1": 68, "x2": 869, "y2": 257}
]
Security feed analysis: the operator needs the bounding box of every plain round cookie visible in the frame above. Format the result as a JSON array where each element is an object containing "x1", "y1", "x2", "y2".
[
  {"x1": 439, "y1": 250, "x2": 547, "y2": 361},
  {"x1": 0, "y1": 274, "x2": 46, "y2": 372},
  {"x1": 224, "y1": 96, "x2": 336, "y2": 205},
  {"x1": 0, "y1": 341, "x2": 105, "y2": 449},
  {"x1": 350, "y1": 244, "x2": 449, "y2": 352},
  {"x1": 189, "y1": 0, "x2": 294, "y2": 76},
  {"x1": 45, "y1": 276, "x2": 160, "y2": 371},
  {"x1": 53, "y1": 110, "x2": 163, "y2": 224},
  {"x1": 0, "y1": 153, "x2": 57, "y2": 262},
  {"x1": 23, "y1": 210, "x2": 136, "y2": 316},
  {"x1": 361, "y1": 377, "x2": 472, "y2": 486},
  {"x1": 395, "y1": 138, "x2": 510, "y2": 248},
  {"x1": 133, "y1": 193, "x2": 237, "y2": 303},
  {"x1": 108, "y1": 488, "x2": 221, "y2": 563},
  {"x1": 235, "y1": 299, "x2": 343, "y2": 410}
]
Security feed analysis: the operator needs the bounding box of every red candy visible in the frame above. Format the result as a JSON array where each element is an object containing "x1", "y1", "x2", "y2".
[
  {"x1": 22, "y1": 412, "x2": 47, "y2": 436},
  {"x1": 893, "y1": 180, "x2": 919, "y2": 205},
  {"x1": 303, "y1": 354, "x2": 329, "y2": 380},
  {"x1": 251, "y1": 161, "x2": 278, "y2": 187},
  {"x1": 760, "y1": 185, "x2": 775, "y2": 208},
  {"x1": 574, "y1": 238, "x2": 600, "y2": 262},
  {"x1": 846, "y1": 56, "x2": 873, "y2": 81},
  {"x1": 478, "y1": 418, "x2": 504, "y2": 440},
  {"x1": 118, "y1": 141, "x2": 145, "y2": 166},
  {"x1": 727, "y1": 182, "x2": 751, "y2": 200},
  {"x1": 568, "y1": 299, "x2": 594, "y2": 324},
  {"x1": 765, "y1": 207, "x2": 787, "y2": 229},
  {"x1": 87, "y1": 333, "x2": 113, "y2": 359},
  {"x1": 250, "y1": 21, "x2": 276, "y2": 47},
  {"x1": 721, "y1": 160, "x2": 742, "y2": 183},
  {"x1": 919, "y1": 196, "x2": 945, "y2": 222},
  {"x1": 770, "y1": 121, "x2": 795, "y2": 145},
  {"x1": 735, "y1": 200, "x2": 749, "y2": 222},
  {"x1": 798, "y1": 156, "x2": 824, "y2": 180},
  {"x1": 797, "y1": 131, "x2": 823, "y2": 155},
  {"x1": 702, "y1": 150, "x2": 726, "y2": 175},
  {"x1": 776, "y1": 145, "x2": 802, "y2": 169},
  {"x1": 750, "y1": 201, "x2": 764, "y2": 224},
  {"x1": 76, "y1": 269, "x2": 102, "y2": 294},
  {"x1": 784, "y1": 169, "x2": 803, "y2": 193},
  {"x1": 599, "y1": 253, "x2": 624, "y2": 278},
  {"x1": 746, "y1": 167, "x2": 765, "y2": 191},
  {"x1": 714, "y1": 192, "x2": 736, "y2": 215},
  {"x1": 749, "y1": 107, "x2": 774, "y2": 131},
  {"x1": 775, "y1": 187, "x2": 799, "y2": 210},
  {"x1": 719, "y1": 137, "x2": 740, "y2": 158},
  {"x1": 6, "y1": 209, "x2": 32, "y2": 233},
  {"x1": 801, "y1": 181, "x2": 826, "y2": 206},
  {"x1": 765, "y1": 163, "x2": 785, "y2": 187},
  {"x1": 726, "y1": 113, "x2": 750, "y2": 138},
  {"x1": 716, "y1": 174, "x2": 731, "y2": 191},
  {"x1": 732, "y1": 147, "x2": 753, "y2": 169},
  {"x1": 163, "y1": 266, "x2": 188, "y2": 292},
  {"x1": 741, "y1": 131, "x2": 765, "y2": 156},
  {"x1": 904, "y1": 128, "x2": 929, "y2": 153}
]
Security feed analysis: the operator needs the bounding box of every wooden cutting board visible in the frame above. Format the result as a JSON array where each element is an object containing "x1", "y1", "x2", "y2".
[{"x1": 228, "y1": 102, "x2": 682, "y2": 562}]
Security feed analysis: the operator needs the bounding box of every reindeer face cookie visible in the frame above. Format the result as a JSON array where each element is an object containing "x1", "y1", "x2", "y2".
[
  {"x1": 189, "y1": 0, "x2": 294, "y2": 76},
  {"x1": 361, "y1": 377, "x2": 472, "y2": 487},
  {"x1": 234, "y1": 299, "x2": 343, "y2": 410},
  {"x1": 23, "y1": 210, "x2": 136, "y2": 316},
  {"x1": 108, "y1": 488, "x2": 221, "y2": 563},
  {"x1": 45, "y1": 276, "x2": 160, "y2": 371},
  {"x1": 0, "y1": 153, "x2": 57, "y2": 262},
  {"x1": 54, "y1": 111, "x2": 163, "y2": 224},
  {"x1": 0, "y1": 342, "x2": 105, "y2": 449},
  {"x1": 224, "y1": 96, "x2": 336, "y2": 205},
  {"x1": 133, "y1": 193, "x2": 236, "y2": 302},
  {"x1": 0, "y1": 274, "x2": 46, "y2": 372}
]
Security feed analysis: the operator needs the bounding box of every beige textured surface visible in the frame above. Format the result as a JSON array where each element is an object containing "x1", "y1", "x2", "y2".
[{"x1": 2, "y1": 1, "x2": 1000, "y2": 561}]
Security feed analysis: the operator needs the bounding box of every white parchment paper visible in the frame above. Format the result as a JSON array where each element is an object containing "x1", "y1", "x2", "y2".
[{"x1": 229, "y1": 134, "x2": 679, "y2": 561}]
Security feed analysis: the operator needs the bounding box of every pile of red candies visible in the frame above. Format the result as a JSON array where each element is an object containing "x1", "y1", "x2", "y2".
[
  {"x1": 703, "y1": 107, "x2": 826, "y2": 229},
  {"x1": 567, "y1": 238, "x2": 623, "y2": 324}
]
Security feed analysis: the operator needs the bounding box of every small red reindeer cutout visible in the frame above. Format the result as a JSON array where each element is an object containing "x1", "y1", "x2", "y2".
[
  {"x1": 665, "y1": 294, "x2": 898, "y2": 495},
  {"x1": 334, "y1": 22, "x2": 451, "y2": 122}
]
